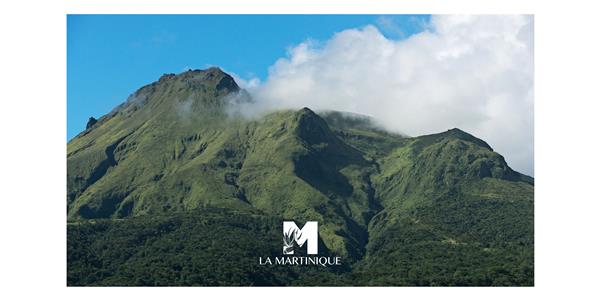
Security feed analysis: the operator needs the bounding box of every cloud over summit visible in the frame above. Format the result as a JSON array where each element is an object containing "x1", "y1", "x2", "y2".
[{"x1": 244, "y1": 15, "x2": 534, "y2": 175}]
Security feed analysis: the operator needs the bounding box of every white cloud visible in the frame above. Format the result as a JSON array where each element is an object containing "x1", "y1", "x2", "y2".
[
  {"x1": 245, "y1": 15, "x2": 534, "y2": 176},
  {"x1": 229, "y1": 72, "x2": 261, "y2": 90}
]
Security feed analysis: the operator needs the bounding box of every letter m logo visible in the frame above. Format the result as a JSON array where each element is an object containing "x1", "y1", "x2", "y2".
[{"x1": 282, "y1": 221, "x2": 318, "y2": 255}]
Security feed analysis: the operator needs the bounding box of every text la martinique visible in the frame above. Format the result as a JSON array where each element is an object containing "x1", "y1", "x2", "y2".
[{"x1": 259, "y1": 256, "x2": 342, "y2": 267}]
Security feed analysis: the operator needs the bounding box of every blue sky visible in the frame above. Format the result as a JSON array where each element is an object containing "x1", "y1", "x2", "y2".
[{"x1": 67, "y1": 15, "x2": 430, "y2": 140}]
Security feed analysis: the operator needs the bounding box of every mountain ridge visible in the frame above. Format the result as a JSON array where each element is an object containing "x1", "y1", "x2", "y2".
[{"x1": 67, "y1": 67, "x2": 533, "y2": 286}]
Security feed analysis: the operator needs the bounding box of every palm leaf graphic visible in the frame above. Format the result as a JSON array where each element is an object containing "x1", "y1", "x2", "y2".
[{"x1": 283, "y1": 227, "x2": 297, "y2": 254}]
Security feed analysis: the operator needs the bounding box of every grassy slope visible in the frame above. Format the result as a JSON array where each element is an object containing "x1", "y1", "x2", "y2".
[
  {"x1": 329, "y1": 120, "x2": 533, "y2": 286},
  {"x1": 67, "y1": 69, "x2": 533, "y2": 286}
]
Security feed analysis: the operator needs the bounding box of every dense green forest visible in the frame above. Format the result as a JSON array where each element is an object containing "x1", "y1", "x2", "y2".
[{"x1": 68, "y1": 207, "x2": 532, "y2": 286}]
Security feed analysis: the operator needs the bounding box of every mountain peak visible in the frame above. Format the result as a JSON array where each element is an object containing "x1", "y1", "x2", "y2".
[
  {"x1": 447, "y1": 128, "x2": 492, "y2": 150},
  {"x1": 427, "y1": 128, "x2": 493, "y2": 151},
  {"x1": 297, "y1": 107, "x2": 317, "y2": 116},
  {"x1": 157, "y1": 67, "x2": 240, "y2": 93},
  {"x1": 294, "y1": 107, "x2": 325, "y2": 125},
  {"x1": 180, "y1": 66, "x2": 225, "y2": 75},
  {"x1": 289, "y1": 107, "x2": 340, "y2": 147}
]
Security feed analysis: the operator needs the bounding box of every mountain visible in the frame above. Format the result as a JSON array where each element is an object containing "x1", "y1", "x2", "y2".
[{"x1": 67, "y1": 67, "x2": 534, "y2": 286}]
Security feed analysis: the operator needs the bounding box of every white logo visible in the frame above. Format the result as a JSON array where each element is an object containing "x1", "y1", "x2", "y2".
[
  {"x1": 283, "y1": 221, "x2": 318, "y2": 255},
  {"x1": 258, "y1": 221, "x2": 340, "y2": 266}
]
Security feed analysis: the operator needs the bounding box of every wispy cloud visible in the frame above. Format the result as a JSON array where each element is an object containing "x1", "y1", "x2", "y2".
[{"x1": 376, "y1": 16, "x2": 405, "y2": 38}]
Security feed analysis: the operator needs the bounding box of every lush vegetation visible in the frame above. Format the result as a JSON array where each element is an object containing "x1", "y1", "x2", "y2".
[
  {"x1": 68, "y1": 208, "x2": 341, "y2": 286},
  {"x1": 67, "y1": 68, "x2": 534, "y2": 286},
  {"x1": 68, "y1": 207, "x2": 532, "y2": 286}
]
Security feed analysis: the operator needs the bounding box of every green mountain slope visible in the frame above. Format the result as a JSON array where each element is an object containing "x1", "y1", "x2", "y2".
[{"x1": 67, "y1": 68, "x2": 533, "y2": 286}]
